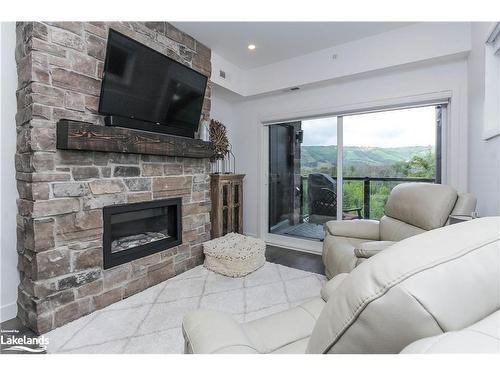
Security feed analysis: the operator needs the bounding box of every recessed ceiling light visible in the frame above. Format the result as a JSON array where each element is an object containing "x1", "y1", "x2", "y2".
[{"x1": 247, "y1": 44, "x2": 256, "y2": 50}]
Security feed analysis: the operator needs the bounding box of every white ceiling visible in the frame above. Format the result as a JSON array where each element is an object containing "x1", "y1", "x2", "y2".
[{"x1": 172, "y1": 22, "x2": 414, "y2": 69}]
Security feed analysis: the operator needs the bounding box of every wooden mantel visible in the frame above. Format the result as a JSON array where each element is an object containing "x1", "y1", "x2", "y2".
[{"x1": 56, "y1": 120, "x2": 215, "y2": 158}]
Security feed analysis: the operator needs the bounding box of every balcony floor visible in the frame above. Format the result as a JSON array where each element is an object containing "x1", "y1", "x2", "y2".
[{"x1": 272, "y1": 222, "x2": 325, "y2": 241}]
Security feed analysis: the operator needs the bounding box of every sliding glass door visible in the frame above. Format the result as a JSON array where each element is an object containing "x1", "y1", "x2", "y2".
[{"x1": 267, "y1": 104, "x2": 443, "y2": 241}]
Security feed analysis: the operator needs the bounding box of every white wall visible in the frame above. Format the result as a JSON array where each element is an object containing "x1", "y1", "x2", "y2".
[
  {"x1": 212, "y1": 23, "x2": 471, "y2": 97},
  {"x1": 213, "y1": 58, "x2": 469, "y2": 240},
  {"x1": 211, "y1": 53, "x2": 248, "y2": 97},
  {"x1": 247, "y1": 22, "x2": 470, "y2": 97},
  {"x1": 468, "y1": 23, "x2": 500, "y2": 217},
  {"x1": 1, "y1": 22, "x2": 19, "y2": 322},
  {"x1": 210, "y1": 87, "x2": 238, "y2": 143}
]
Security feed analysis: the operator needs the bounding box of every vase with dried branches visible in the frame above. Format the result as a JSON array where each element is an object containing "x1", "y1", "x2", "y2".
[{"x1": 209, "y1": 119, "x2": 235, "y2": 173}]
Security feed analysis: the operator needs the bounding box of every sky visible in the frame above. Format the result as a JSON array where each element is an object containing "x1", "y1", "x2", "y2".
[{"x1": 301, "y1": 106, "x2": 436, "y2": 148}]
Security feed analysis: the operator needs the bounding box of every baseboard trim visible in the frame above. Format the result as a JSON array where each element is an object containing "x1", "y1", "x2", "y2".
[
  {"x1": 265, "y1": 233, "x2": 322, "y2": 255},
  {"x1": 267, "y1": 243, "x2": 322, "y2": 256},
  {"x1": 245, "y1": 231, "x2": 322, "y2": 255},
  {"x1": 1, "y1": 301, "x2": 17, "y2": 323}
]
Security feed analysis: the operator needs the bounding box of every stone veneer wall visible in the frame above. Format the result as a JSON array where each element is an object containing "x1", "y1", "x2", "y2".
[{"x1": 14, "y1": 22, "x2": 212, "y2": 334}]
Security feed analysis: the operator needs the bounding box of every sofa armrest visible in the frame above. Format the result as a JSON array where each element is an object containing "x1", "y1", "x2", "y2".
[
  {"x1": 320, "y1": 273, "x2": 348, "y2": 302},
  {"x1": 325, "y1": 220, "x2": 380, "y2": 240},
  {"x1": 182, "y1": 310, "x2": 259, "y2": 354},
  {"x1": 450, "y1": 192, "x2": 477, "y2": 217},
  {"x1": 353, "y1": 241, "x2": 396, "y2": 259}
]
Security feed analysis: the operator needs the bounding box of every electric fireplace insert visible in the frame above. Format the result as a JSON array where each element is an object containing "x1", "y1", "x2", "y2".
[{"x1": 102, "y1": 198, "x2": 182, "y2": 269}]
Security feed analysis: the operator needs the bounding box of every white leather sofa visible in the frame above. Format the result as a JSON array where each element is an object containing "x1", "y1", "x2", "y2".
[
  {"x1": 323, "y1": 183, "x2": 477, "y2": 279},
  {"x1": 401, "y1": 311, "x2": 500, "y2": 353},
  {"x1": 182, "y1": 217, "x2": 500, "y2": 354}
]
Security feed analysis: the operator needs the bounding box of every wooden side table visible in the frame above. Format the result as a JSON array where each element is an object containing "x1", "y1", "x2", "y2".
[{"x1": 210, "y1": 174, "x2": 245, "y2": 239}]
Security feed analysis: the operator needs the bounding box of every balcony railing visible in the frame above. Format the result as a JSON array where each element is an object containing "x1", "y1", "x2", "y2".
[{"x1": 300, "y1": 176, "x2": 435, "y2": 220}]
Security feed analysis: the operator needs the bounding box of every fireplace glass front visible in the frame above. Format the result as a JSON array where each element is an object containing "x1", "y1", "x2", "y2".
[{"x1": 103, "y1": 198, "x2": 182, "y2": 269}]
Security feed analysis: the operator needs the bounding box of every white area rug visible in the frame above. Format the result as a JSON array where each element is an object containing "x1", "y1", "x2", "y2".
[{"x1": 45, "y1": 262, "x2": 326, "y2": 354}]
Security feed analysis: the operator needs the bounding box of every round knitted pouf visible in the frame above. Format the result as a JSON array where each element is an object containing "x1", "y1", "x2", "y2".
[{"x1": 203, "y1": 232, "x2": 266, "y2": 277}]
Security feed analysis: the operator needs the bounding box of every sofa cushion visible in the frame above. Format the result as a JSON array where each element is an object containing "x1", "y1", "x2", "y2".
[
  {"x1": 379, "y1": 215, "x2": 426, "y2": 241},
  {"x1": 384, "y1": 183, "x2": 458, "y2": 230},
  {"x1": 245, "y1": 298, "x2": 324, "y2": 353},
  {"x1": 182, "y1": 298, "x2": 325, "y2": 354},
  {"x1": 183, "y1": 310, "x2": 258, "y2": 354},
  {"x1": 308, "y1": 217, "x2": 500, "y2": 354}
]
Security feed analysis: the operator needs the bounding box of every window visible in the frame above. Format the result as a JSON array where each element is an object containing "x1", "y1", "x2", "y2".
[{"x1": 342, "y1": 106, "x2": 440, "y2": 220}]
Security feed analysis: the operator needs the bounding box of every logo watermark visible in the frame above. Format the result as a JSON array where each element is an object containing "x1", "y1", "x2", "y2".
[{"x1": 1, "y1": 329, "x2": 48, "y2": 354}]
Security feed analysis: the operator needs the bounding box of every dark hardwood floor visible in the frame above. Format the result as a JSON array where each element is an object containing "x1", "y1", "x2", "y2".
[{"x1": 266, "y1": 245, "x2": 325, "y2": 275}]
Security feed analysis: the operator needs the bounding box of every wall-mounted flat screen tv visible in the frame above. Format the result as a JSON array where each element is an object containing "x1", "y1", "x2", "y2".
[{"x1": 98, "y1": 29, "x2": 208, "y2": 138}]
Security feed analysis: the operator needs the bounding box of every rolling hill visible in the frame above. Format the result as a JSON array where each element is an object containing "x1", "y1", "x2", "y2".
[{"x1": 301, "y1": 145, "x2": 433, "y2": 170}]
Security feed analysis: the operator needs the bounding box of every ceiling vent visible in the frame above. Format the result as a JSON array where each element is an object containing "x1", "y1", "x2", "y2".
[{"x1": 219, "y1": 70, "x2": 226, "y2": 79}]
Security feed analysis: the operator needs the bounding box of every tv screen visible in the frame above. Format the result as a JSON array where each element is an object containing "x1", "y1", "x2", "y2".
[{"x1": 98, "y1": 29, "x2": 208, "y2": 137}]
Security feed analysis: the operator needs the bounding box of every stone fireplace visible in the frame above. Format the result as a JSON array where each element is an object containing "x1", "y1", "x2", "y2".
[{"x1": 15, "y1": 22, "x2": 212, "y2": 334}]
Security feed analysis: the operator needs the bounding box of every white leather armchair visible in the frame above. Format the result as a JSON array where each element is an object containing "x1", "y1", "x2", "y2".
[
  {"x1": 182, "y1": 217, "x2": 500, "y2": 354},
  {"x1": 322, "y1": 183, "x2": 477, "y2": 278}
]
